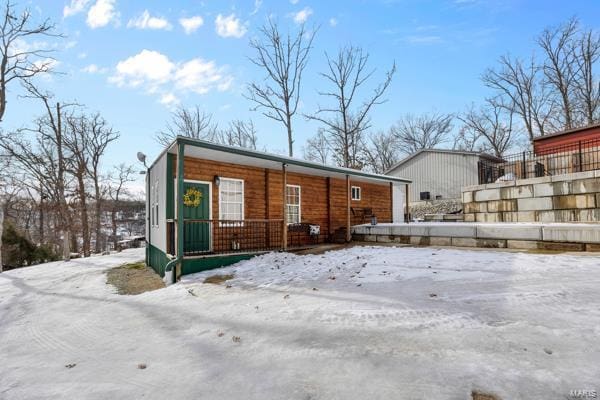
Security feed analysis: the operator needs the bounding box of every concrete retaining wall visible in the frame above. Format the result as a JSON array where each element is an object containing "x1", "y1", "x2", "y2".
[
  {"x1": 461, "y1": 171, "x2": 600, "y2": 223},
  {"x1": 352, "y1": 222, "x2": 600, "y2": 252}
]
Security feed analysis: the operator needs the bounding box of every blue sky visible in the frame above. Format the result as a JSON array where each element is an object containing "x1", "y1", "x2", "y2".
[{"x1": 5, "y1": 0, "x2": 600, "y2": 189}]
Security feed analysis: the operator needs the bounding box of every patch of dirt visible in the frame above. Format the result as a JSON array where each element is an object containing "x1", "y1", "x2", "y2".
[
  {"x1": 203, "y1": 274, "x2": 234, "y2": 284},
  {"x1": 472, "y1": 390, "x2": 500, "y2": 400},
  {"x1": 107, "y1": 262, "x2": 165, "y2": 295}
]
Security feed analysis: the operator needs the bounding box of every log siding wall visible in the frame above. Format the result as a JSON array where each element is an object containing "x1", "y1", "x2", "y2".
[{"x1": 177, "y1": 156, "x2": 392, "y2": 239}]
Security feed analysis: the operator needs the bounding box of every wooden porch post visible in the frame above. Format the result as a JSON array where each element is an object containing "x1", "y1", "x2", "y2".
[
  {"x1": 346, "y1": 175, "x2": 351, "y2": 242},
  {"x1": 282, "y1": 163, "x2": 287, "y2": 250},
  {"x1": 176, "y1": 142, "x2": 185, "y2": 276},
  {"x1": 405, "y1": 183, "x2": 410, "y2": 223}
]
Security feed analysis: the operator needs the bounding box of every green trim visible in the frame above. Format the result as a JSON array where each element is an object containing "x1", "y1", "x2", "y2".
[
  {"x1": 147, "y1": 244, "x2": 170, "y2": 277},
  {"x1": 171, "y1": 136, "x2": 411, "y2": 184},
  {"x1": 182, "y1": 254, "x2": 257, "y2": 275},
  {"x1": 174, "y1": 142, "x2": 185, "y2": 283},
  {"x1": 166, "y1": 153, "x2": 174, "y2": 219}
]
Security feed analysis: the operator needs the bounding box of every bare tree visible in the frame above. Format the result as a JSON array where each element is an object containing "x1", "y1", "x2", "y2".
[
  {"x1": 245, "y1": 19, "x2": 316, "y2": 156},
  {"x1": 452, "y1": 125, "x2": 482, "y2": 152},
  {"x1": 391, "y1": 112, "x2": 453, "y2": 155},
  {"x1": 537, "y1": 18, "x2": 579, "y2": 129},
  {"x1": 573, "y1": 28, "x2": 600, "y2": 125},
  {"x1": 156, "y1": 106, "x2": 217, "y2": 146},
  {"x1": 64, "y1": 115, "x2": 92, "y2": 257},
  {"x1": 458, "y1": 100, "x2": 519, "y2": 157},
  {"x1": 362, "y1": 130, "x2": 400, "y2": 173},
  {"x1": 482, "y1": 54, "x2": 554, "y2": 142},
  {"x1": 307, "y1": 46, "x2": 396, "y2": 168},
  {"x1": 0, "y1": 1, "x2": 58, "y2": 122},
  {"x1": 303, "y1": 130, "x2": 330, "y2": 164},
  {"x1": 217, "y1": 120, "x2": 258, "y2": 149},
  {"x1": 79, "y1": 113, "x2": 119, "y2": 253},
  {"x1": 108, "y1": 164, "x2": 135, "y2": 250},
  {"x1": 0, "y1": 85, "x2": 76, "y2": 256}
]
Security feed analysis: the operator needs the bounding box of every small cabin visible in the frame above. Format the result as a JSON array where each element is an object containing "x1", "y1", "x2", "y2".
[{"x1": 145, "y1": 136, "x2": 410, "y2": 282}]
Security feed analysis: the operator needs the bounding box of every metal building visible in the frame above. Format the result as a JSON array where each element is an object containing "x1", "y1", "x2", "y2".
[{"x1": 386, "y1": 149, "x2": 502, "y2": 204}]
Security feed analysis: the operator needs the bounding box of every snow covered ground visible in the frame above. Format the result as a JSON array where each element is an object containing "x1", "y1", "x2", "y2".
[{"x1": 1, "y1": 246, "x2": 599, "y2": 399}]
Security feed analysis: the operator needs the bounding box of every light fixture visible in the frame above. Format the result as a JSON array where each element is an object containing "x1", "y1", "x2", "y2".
[
  {"x1": 214, "y1": 175, "x2": 221, "y2": 187},
  {"x1": 137, "y1": 151, "x2": 148, "y2": 168}
]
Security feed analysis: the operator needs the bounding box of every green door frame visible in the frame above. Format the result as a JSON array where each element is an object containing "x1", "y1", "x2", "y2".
[{"x1": 182, "y1": 180, "x2": 213, "y2": 253}]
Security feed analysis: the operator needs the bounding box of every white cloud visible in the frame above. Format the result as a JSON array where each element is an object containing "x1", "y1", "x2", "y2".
[
  {"x1": 215, "y1": 14, "x2": 247, "y2": 38},
  {"x1": 63, "y1": 0, "x2": 90, "y2": 17},
  {"x1": 290, "y1": 0, "x2": 299, "y2": 4},
  {"x1": 127, "y1": 10, "x2": 172, "y2": 30},
  {"x1": 292, "y1": 7, "x2": 312, "y2": 24},
  {"x1": 81, "y1": 64, "x2": 108, "y2": 74},
  {"x1": 86, "y1": 0, "x2": 118, "y2": 29},
  {"x1": 250, "y1": 0, "x2": 263, "y2": 16},
  {"x1": 179, "y1": 16, "x2": 204, "y2": 34},
  {"x1": 160, "y1": 93, "x2": 179, "y2": 107},
  {"x1": 109, "y1": 50, "x2": 233, "y2": 105},
  {"x1": 329, "y1": 17, "x2": 338, "y2": 27},
  {"x1": 109, "y1": 50, "x2": 174, "y2": 89}
]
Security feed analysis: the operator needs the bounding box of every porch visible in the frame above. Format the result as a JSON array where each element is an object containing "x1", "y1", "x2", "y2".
[{"x1": 166, "y1": 219, "x2": 327, "y2": 257}]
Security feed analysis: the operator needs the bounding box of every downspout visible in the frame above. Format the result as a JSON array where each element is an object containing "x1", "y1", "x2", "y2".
[
  {"x1": 165, "y1": 141, "x2": 184, "y2": 284},
  {"x1": 145, "y1": 165, "x2": 151, "y2": 265}
]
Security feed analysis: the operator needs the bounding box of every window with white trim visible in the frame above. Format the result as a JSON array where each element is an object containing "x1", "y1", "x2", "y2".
[
  {"x1": 219, "y1": 178, "x2": 244, "y2": 221},
  {"x1": 286, "y1": 185, "x2": 301, "y2": 224},
  {"x1": 351, "y1": 186, "x2": 361, "y2": 201}
]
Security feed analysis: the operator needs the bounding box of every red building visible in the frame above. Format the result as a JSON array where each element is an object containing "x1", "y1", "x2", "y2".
[{"x1": 533, "y1": 123, "x2": 600, "y2": 155}]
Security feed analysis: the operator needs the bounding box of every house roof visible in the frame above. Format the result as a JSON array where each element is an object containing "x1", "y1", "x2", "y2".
[
  {"x1": 385, "y1": 148, "x2": 504, "y2": 174},
  {"x1": 532, "y1": 122, "x2": 600, "y2": 141},
  {"x1": 156, "y1": 136, "x2": 411, "y2": 184}
]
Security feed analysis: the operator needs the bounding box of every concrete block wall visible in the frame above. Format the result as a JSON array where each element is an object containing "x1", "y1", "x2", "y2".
[{"x1": 461, "y1": 170, "x2": 600, "y2": 223}]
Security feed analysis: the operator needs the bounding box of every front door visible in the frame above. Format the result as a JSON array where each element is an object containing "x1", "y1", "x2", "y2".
[{"x1": 182, "y1": 182, "x2": 211, "y2": 254}]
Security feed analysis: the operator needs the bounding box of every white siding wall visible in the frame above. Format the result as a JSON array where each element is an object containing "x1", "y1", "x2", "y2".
[
  {"x1": 148, "y1": 153, "x2": 168, "y2": 252},
  {"x1": 389, "y1": 152, "x2": 480, "y2": 202},
  {"x1": 392, "y1": 183, "x2": 406, "y2": 223}
]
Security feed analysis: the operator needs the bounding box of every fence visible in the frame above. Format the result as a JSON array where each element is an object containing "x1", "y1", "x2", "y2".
[
  {"x1": 478, "y1": 137, "x2": 600, "y2": 184},
  {"x1": 167, "y1": 219, "x2": 323, "y2": 256}
]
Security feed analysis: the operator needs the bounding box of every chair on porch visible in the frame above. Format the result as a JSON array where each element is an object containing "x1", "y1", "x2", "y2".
[{"x1": 351, "y1": 207, "x2": 375, "y2": 224}]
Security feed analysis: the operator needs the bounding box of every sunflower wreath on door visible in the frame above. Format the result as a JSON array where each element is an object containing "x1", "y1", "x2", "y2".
[{"x1": 183, "y1": 187, "x2": 202, "y2": 207}]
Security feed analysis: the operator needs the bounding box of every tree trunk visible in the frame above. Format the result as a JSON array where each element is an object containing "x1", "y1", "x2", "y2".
[
  {"x1": 286, "y1": 115, "x2": 293, "y2": 157},
  {"x1": 63, "y1": 230, "x2": 70, "y2": 261},
  {"x1": 111, "y1": 208, "x2": 118, "y2": 250},
  {"x1": 77, "y1": 174, "x2": 90, "y2": 257},
  {"x1": 94, "y1": 180, "x2": 102, "y2": 253},
  {"x1": 0, "y1": 204, "x2": 4, "y2": 272},
  {"x1": 55, "y1": 102, "x2": 74, "y2": 254}
]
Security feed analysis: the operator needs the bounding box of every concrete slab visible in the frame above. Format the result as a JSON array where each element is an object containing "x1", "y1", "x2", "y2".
[
  {"x1": 474, "y1": 188, "x2": 502, "y2": 202},
  {"x1": 476, "y1": 224, "x2": 542, "y2": 241},
  {"x1": 517, "y1": 197, "x2": 553, "y2": 211},
  {"x1": 533, "y1": 181, "x2": 571, "y2": 197},
  {"x1": 429, "y1": 237, "x2": 452, "y2": 246},
  {"x1": 515, "y1": 176, "x2": 552, "y2": 185},
  {"x1": 552, "y1": 170, "x2": 595, "y2": 182},
  {"x1": 476, "y1": 212, "x2": 502, "y2": 223},
  {"x1": 426, "y1": 223, "x2": 477, "y2": 238},
  {"x1": 501, "y1": 185, "x2": 534, "y2": 199},
  {"x1": 451, "y1": 237, "x2": 478, "y2": 247},
  {"x1": 542, "y1": 224, "x2": 600, "y2": 243},
  {"x1": 391, "y1": 224, "x2": 410, "y2": 235},
  {"x1": 571, "y1": 178, "x2": 600, "y2": 194}
]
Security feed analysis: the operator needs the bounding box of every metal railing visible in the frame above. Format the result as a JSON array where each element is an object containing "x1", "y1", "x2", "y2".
[
  {"x1": 166, "y1": 219, "x2": 325, "y2": 256},
  {"x1": 478, "y1": 137, "x2": 600, "y2": 184},
  {"x1": 182, "y1": 219, "x2": 283, "y2": 256}
]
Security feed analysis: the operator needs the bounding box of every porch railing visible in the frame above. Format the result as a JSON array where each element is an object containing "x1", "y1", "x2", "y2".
[
  {"x1": 478, "y1": 137, "x2": 600, "y2": 184},
  {"x1": 167, "y1": 219, "x2": 325, "y2": 256}
]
